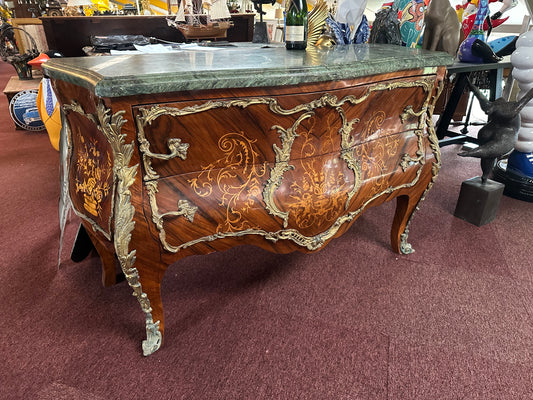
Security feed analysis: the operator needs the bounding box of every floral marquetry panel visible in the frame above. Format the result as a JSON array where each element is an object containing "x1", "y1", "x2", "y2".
[
  {"x1": 64, "y1": 109, "x2": 115, "y2": 239},
  {"x1": 134, "y1": 75, "x2": 435, "y2": 253}
]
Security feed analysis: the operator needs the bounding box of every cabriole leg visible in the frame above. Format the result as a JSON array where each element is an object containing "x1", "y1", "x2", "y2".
[{"x1": 390, "y1": 194, "x2": 419, "y2": 254}]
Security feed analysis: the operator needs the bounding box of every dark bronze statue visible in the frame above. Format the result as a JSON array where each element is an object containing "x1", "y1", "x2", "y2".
[
  {"x1": 458, "y1": 79, "x2": 533, "y2": 183},
  {"x1": 368, "y1": 7, "x2": 402, "y2": 45}
]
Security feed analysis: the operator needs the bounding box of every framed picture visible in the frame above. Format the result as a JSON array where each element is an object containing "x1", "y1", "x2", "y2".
[{"x1": 11, "y1": 18, "x2": 48, "y2": 54}]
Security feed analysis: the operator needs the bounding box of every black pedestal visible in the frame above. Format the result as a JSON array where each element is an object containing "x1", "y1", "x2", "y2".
[
  {"x1": 252, "y1": 21, "x2": 270, "y2": 43},
  {"x1": 454, "y1": 176, "x2": 504, "y2": 226}
]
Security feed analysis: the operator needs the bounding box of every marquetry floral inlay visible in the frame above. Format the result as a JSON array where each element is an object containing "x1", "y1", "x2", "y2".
[
  {"x1": 135, "y1": 77, "x2": 437, "y2": 254},
  {"x1": 74, "y1": 135, "x2": 113, "y2": 217},
  {"x1": 189, "y1": 132, "x2": 268, "y2": 232},
  {"x1": 285, "y1": 127, "x2": 354, "y2": 230}
]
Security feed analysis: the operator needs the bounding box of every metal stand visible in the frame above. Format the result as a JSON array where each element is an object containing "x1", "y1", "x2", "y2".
[
  {"x1": 253, "y1": 22, "x2": 270, "y2": 43},
  {"x1": 252, "y1": 0, "x2": 275, "y2": 43},
  {"x1": 252, "y1": 1, "x2": 271, "y2": 43}
]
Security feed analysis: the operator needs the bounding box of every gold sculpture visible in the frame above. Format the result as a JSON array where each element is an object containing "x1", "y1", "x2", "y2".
[{"x1": 307, "y1": 0, "x2": 329, "y2": 47}]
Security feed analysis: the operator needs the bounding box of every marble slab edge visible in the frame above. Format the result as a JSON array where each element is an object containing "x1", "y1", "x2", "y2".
[{"x1": 43, "y1": 47, "x2": 454, "y2": 98}]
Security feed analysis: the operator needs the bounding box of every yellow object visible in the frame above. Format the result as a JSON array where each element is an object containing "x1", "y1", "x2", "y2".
[
  {"x1": 91, "y1": 0, "x2": 110, "y2": 11},
  {"x1": 107, "y1": 0, "x2": 173, "y2": 14},
  {"x1": 456, "y1": 7, "x2": 464, "y2": 22},
  {"x1": 83, "y1": 5, "x2": 96, "y2": 15},
  {"x1": 36, "y1": 79, "x2": 61, "y2": 151},
  {"x1": 0, "y1": 5, "x2": 12, "y2": 20}
]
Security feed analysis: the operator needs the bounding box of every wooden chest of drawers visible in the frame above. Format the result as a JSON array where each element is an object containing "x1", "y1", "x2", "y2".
[{"x1": 44, "y1": 45, "x2": 452, "y2": 355}]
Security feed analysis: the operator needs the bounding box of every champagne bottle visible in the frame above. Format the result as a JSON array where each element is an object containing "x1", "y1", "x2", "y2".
[{"x1": 285, "y1": 0, "x2": 308, "y2": 50}]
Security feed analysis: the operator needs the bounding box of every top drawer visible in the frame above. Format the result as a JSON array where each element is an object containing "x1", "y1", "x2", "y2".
[{"x1": 133, "y1": 75, "x2": 436, "y2": 181}]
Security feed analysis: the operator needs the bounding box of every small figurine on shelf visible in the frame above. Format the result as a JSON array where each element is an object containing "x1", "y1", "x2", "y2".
[
  {"x1": 45, "y1": 0, "x2": 64, "y2": 16},
  {"x1": 227, "y1": 0, "x2": 240, "y2": 12}
]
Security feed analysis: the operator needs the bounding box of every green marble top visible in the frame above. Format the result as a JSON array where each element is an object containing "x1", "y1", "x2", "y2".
[{"x1": 42, "y1": 43, "x2": 453, "y2": 98}]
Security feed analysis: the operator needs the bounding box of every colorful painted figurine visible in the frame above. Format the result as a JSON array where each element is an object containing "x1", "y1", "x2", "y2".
[
  {"x1": 457, "y1": 0, "x2": 512, "y2": 38},
  {"x1": 395, "y1": 0, "x2": 426, "y2": 47},
  {"x1": 457, "y1": 0, "x2": 503, "y2": 63}
]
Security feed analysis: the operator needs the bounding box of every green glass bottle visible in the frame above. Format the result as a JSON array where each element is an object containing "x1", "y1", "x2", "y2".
[{"x1": 285, "y1": 0, "x2": 308, "y2": 50}]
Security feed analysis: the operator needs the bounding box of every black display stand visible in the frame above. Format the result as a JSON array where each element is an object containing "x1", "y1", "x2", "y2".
[
  {"x1": 454, "y1": 176, "x2": 505, "y2": 226},
  {"x1": 251, "y1": 0, "x2": 274, "y2": 43}
]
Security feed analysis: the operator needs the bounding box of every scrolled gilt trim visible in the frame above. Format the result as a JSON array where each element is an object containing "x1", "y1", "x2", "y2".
[
  {"x1": 263, "y1": 112, "x2": 311, "y2": 228},
  {"x1": 400, "y1": 105, "x2": 426, "y2": 124},
  {"x1": 400, "y1": 230, "x2": 414, "y2": 254},
  {"x1": 157, "y1": 164, "x2": 423, "y2": 254},
  {"x1": 396, "y1": 77, "x2": 445, "y2": 254},
  {"x1": 337, "y1": 107, "x2": 362, "y2": 208},
  {"x1": 66, "y1": 100, "x2": 162, "y2": 356},
  {"x1": 399, "y1": 105, "x2": 428, "y2": 171},
  {"x1": 100, "y1": 102, "x2": 162, "y2": 356},
  {"x1": 136, "y1": 108, "x2": 190, "y2": 181},
  {"x1": 146, "y1": 180, "x2": 198, "y2": 240},
  {"x1": 137, "y1": 78, "x2": 436, "y2": 255},
  {"x1": 141, "y1": 137, "x2": 189, "y2": 163},
  {"x1": 427, "y1": 77, "x2": 445, "y2": 176}
]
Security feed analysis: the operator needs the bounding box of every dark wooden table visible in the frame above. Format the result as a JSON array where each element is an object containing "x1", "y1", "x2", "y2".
[
  {"x1": 436, "y1": 57, "x2": 513, "y2": 147},
  {"x1": 40, "y1": 14, "x2": 255, "y2": 57}
]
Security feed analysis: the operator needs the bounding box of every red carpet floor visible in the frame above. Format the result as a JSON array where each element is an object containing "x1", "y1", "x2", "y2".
[{"x1": 1, "y1": 60, "x2": 533, "y2": 399}]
